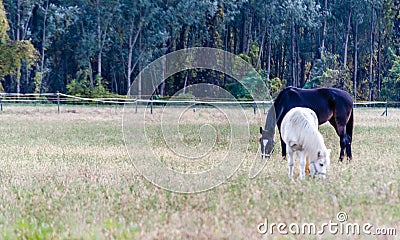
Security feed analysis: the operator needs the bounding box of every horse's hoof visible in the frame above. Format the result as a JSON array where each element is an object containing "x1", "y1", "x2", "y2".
[{"x1": 338, "y1": 158, "x2": 343, "y2": 163}]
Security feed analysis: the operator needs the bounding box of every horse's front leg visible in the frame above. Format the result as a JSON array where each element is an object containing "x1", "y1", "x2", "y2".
[
  {"x1": 287, "y1": 147, "x2": 294, "y2": 180},
  {"x1": 298, "y1": 151, "x2": 307, "y2": 180}
]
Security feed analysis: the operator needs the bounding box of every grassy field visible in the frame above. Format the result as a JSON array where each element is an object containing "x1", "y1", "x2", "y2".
[{"x1": 0, "y1": 105, "x2": 399, "y2": 239}]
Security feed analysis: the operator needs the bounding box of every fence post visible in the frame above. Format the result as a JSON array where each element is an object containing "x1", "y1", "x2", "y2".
[
  {"x1": 57, "y1": 91, "x2": 60, "y2": 114},
  {"x1": 0, "y1": 94, "x2": 3, "y2": 112},
  {"x1": 253, "y1": 100, "x2": 257, "y2": 115},
  {"x1": 135, "y1": 97, "x2": 138, "y2": 113},
  {"x1": 380, "y1": 100, "x2": 388, "y2": 117},
  {"x1": 385, "y1": 100, "x2": 388, "y2": 116},
  {"x1": 193, "y1": 96, "x2": 196, "y2": 112},
  {"x1": 263, "y1": 98, "x2": 266, "y2": 114},
  {"x1": 150, "y1": 96, "x2": 153, "y2": 114}
]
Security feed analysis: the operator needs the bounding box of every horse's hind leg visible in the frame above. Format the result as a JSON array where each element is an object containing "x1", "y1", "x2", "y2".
[
  {"x1": 329, "y1": 118, "x2": 346, "y2": 162},
  {"x1": 345, "y1": 134, "x2": 352, "y2": 160},
  {"x1": 281, "y1": 137, "x2": 287, "y2": 159},
  {"x1": 339, "y1": 137, "x2": 346, "y2": 162}
]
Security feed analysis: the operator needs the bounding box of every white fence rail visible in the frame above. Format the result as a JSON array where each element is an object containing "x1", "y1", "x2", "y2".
[{"x1": 0, "y1": 92, "x2": 397, "y2": 116}]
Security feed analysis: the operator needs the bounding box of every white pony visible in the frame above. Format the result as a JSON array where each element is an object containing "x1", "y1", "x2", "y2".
[{"x1": 280, "y1": 107, "x2": 331, "y2": 180}]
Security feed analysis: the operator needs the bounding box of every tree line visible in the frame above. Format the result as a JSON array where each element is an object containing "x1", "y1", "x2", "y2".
[{"x1": 0, "y1": 0, "x2": 399, "y2": 101}]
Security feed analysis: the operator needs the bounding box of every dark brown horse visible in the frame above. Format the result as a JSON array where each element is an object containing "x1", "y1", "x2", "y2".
[{"x1": 260, "y1": 87, "x2": 353, "y2": 162}]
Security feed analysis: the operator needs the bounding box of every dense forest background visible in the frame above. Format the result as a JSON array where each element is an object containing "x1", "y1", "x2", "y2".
[{"x1": 0, "y1": 0, "x2": 399, "y2": 101}]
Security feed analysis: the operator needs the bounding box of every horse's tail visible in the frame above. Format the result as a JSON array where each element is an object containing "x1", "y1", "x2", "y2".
[
  {"x1": 346, "y1": 108, "x2": 354, "y2": 141},
  {"x1": 345, "y1": 107, "x2": 354, "y2": 159}
]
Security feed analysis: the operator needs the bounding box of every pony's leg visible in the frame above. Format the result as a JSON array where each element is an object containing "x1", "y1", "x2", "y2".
[
  {"x1": 298, "y1": 151, "x2": 307, "y2": 180},
  {"x1": 305, "y1": 155, "x2": 310, "y2": 174},
  {"x1": 287, "y1": 147, "x2": 294, "y2": 180}
]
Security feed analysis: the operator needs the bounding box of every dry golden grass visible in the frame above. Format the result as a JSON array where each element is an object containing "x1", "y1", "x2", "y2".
[{"x1": 0, "y1": 105, "x2": 399, "y2": 239}]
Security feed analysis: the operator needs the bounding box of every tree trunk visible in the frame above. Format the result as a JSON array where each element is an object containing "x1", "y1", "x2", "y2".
[
  {"x1": 300, "y1": 54, "x2": 306, "y2": 87},
  {"x1": 233, "y1": 27, "x2": 238, "y2": 54},
  {"x1": 183, "y1": 71, "x2": 189, "y2": 94},
  {"x1": 332, "y1": 0, "x2": 337, "y2": 54},
  {"x1": 138, "y1": 21, "x2": 142, "y2": 99},
  {"x1": 16, "y1": 0, "x2": 21, "y2": 41},
  {"x1": 39, "y1": 0, "x2": 49, "y2": 94},
  {"x1": 246, "y1": 10, "x2": 252, "y2": 55},
  {"x1": 241, "y1": 10, "x2": 247, "y2": 53},
  {"x1": 88, "y1": 58, "x2": 94, "y2": 87},
  {"x1": 296, "y1": 31, "x2": 301, "y2": 87},
  {"x1": 291, "y1": 22, "x2": 296, "y2": 87},
  {"x1": 377, "y1": 14, "x2": 382, "y2": 99},
  {"x1": 256, "y1": 25, "x2": 267, "y2": 69},
  {"x1": 96, "y1": 0, "x2": 102, "y2": 79},
  {"x1": 353, "y1": 22, "x2": 358, "y2": 100},
  {"x1": 127, "y1": 19, "x2": 141, "y2": 95},
  {"x1": 267, "y1": 38, "x2": 272, "y2": 80},
  {"x1": 320, "y1": 0, "x2": 328, "y2": 58},
  {"x1": 369, "y1": 5, "x2": 375, "y2": 101},
  {"x1": 343, "y1": 8, "x2": 352, "y2": 68},
  {"x1": 16, "y1": 0, "x2": 21, "y2": 94}
]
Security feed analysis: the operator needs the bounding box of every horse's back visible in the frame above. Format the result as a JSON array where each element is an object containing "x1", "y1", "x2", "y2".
[{"x1": 275, "y1": 87, "x2": 352, "y2": 125}]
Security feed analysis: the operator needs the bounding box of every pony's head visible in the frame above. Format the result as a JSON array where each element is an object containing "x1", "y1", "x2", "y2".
[
  {"x1": 259, "y1": 127, "x2": 275, "y2": 159},
  {"x1": 310, "y1": 149, "x2": 331, "y2": 179}
]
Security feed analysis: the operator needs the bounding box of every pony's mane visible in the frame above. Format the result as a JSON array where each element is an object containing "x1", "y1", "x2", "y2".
[{"x1": 284, "y1": 108, "x2": 326, "y2": 154}]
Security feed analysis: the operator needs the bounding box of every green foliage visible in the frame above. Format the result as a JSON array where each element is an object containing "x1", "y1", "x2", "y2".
[
  {"x1": 33, "y1": 71, "x2": 42, "y2": 94},
  {"x1": 268, "y1": 77, "x2": 285, "y2": 98},
  {"x1": 174, "y1": 92, "x2": 195, "y2": 100},
  {"x1": 0, "y1": 0, "x2": 38, "y2": 80},
  {"x1": 237, "y1": 53, "x2": 251, "y2": 64},
  {"x1": 91, "y1": 76, "x2": 109, "y2": 97},
  {"x1": 0, "y1": 0, "x2": 9, "y2": 40},
  {"x1": 66, "y1": 69, "x2": 114, "y2": 98},
  {"x1": 0, "y1": 0, "x2": 398, "y2": 98},
  {"x1": 225, "y1": 70, "x2": 284, "y2": 100},
  {"x1": 66, "y1": 69, "x2": 91, "y2": 97},
  {"x1": 381, "y1": 48, "x2": 400, "y2": 101},
  {"x1": 237, "y1": 42, "x2": 260, "y2": 67},
  {"x1": 306, "y1": 53, "x2": 352, "y2": 93},
  {"x1": 0, "y1": 39, "x2": 38, "y2": 80}
]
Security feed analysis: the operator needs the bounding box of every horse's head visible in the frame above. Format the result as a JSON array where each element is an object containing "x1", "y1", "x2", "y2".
[
  {"x1": 259, "y1": 106, "x2": 276, "y2": 159},
  {"x1": 310, "y1": 149, "x2": 331, "y2": 179},
  {"x1": 259, "y1": 126, "x2": 275, "y2": 159}
]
